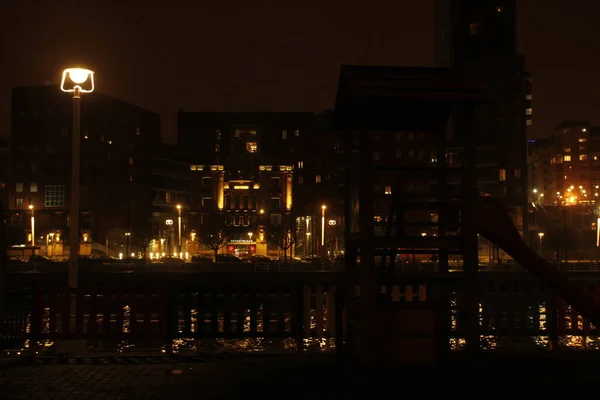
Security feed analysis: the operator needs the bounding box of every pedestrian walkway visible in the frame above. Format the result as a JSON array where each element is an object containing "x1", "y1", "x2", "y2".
[
  {"x1": 17, "y1": 352, "x2": 248, "y2": 366},
  {"x1": 2, "y1": 353, "x2": 600, "y2": 399}
]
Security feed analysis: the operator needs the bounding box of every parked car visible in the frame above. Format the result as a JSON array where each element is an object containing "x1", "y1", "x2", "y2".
[
  {"x1": 216, "y1": 254, "x2": 243, "y2": 263},
  {"x1": 248, "y1": 255, "x2": 272, "y2": 263},
  {"x1": 191, "y1": 256, "x2": 213, "y2": 264}
]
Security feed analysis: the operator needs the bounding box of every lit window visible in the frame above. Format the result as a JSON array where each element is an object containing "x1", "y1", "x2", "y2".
[
  {"x1": 496, "y1": 6, "x2": 503, "y2": 12},
  {"x1": 16, "y1": 183, "x2": 23, "y2": 192},
  {"x1": 564, "y1": 155, "x2": 572, "y2": 162},
  {"x1": 526, "y1": 108, "x2": 532, "y2": 115},
  {"x1": 499, "y1": 169, "x2": 506, "y2": 182},
  {"x1": 45, "y1": 185, "x2": 65, "y2": 207},
  {"x1": 216, "y1": 130, "x2": 221, "y2": 140},
  {"x1": 215, "y1": 144, "x2": 220, "y2": 152},
  {"x1": 579, "y1": 154, "x2": 588, "y2": 161},
  {"x1": 30, "y1": 183, "x2": 38, "y2": 193},
  {"x1": 295, "y1": 130, "x2": 300, "y2": 137},
  {"x1": 526, "y1": 120, "x2": 532, "y2": 126},
  {"x1": 282, "y1": 130, "x2": 288, "y2": 140},
  {"x1": 579, "y1": 138, "x2": 587, "y2": 143},
  {"x1": 15, "y1": 198, "x2": 23, "y2": 208},
  {"x1": 298, "y1": 161, "x2": 304, "y2": 169},
  {"x1": 582, "y1": 128, "x2": 588, "y2": 132},
  {"x1": 315, "y1": 175, "x2": 321, "y2": 183},
  {"x1": 470, "y1": 23, "x2": 481, "y2": 35},
  {"x1": 246, "y1": 142, "x2": 258, "y2": 153},
  {"x1": 564, "y1": 147, "x2": 571, "y2": 153},
  {"x1": 384, "y1": 185, "x2": 392, "y2": 195},
  {"x1": 525, "y1": 94, "x2": 532, "y2": 100}
]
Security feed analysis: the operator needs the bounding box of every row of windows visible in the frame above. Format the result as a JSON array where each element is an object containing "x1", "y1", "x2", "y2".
[
  {"x1": 219, "y1": 129, "x2": 301, "y2": 141},
  {"x1": 13, "y1": 184, "x2": 65, "y2": 208},
  {"x1": 200, "y1": 213, "x2": 283, "y2": 226}
]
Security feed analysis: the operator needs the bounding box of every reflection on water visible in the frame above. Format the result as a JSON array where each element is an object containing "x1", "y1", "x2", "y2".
[{"x1": 9, "y1": 295, "x2": 600, "y2": 356}]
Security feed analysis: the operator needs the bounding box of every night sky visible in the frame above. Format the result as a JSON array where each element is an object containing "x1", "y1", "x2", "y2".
[{"x1": 2, "y1": 0, "x2": 600, "y2": 142}]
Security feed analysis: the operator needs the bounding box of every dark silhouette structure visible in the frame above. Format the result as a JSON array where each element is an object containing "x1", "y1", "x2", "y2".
[{"x1": 436, "y1": 0, "x2": 531, "y2": 247}]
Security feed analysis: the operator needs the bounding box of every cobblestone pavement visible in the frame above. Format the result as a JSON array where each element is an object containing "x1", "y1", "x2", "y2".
[
  {"x1": 0, "y1": 355, "x2": 353, "y2": 399},
  {"x1": 3, "y1": 353, "x2": 600, "y2": 399}
]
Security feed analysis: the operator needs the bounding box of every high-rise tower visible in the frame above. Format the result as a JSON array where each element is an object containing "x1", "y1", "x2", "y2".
[
  {"x1": 436, "y1": 0, "x2": 517, "y2": 67},
  {"x1": 435, "y1": 0, "x2": 532, "y2": 244}
]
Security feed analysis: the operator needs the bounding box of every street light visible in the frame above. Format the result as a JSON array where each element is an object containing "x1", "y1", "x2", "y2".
[
  {"x1": 61, "y1": 67, "x2": 94, "y2": 290},
  {"x1": 166, "y1": 219, "x2": 174, "y2": 257},
  {"x1": 125, "y1": 232, "x2": 131, "y2": 260},
  {"x1": 538, "y1": 232, "x2": 545, "y2": 255},
  {"x1": 28, "y1": 204, "x2": 35, "y2": 247},
  {"x1": 176, "y1": 204, "x2": 182, "y2": 255},
  {"x1": 321, "y1": 205, "x2": 327, "y2": 248}
]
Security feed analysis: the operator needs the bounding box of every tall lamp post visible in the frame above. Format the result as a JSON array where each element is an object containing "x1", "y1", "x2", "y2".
[
  {"x1": 61, "y1": 68, "x2": 95, "y2": 290},
  {"x1": 321, "y1": 205, "x2": 326, "y2": 256},
  {"x1": 28, "y1": 204, "x2": 35, "y2": 248},
  {"x1": 166, "y1": 219, "x2": 174, "y2": 257},
  {"x1": 538, "y1": 232, "x2": 545, "y2": 256},
  {"x1": 176, "y1": 204, "x2": 182, "y2": 256}
]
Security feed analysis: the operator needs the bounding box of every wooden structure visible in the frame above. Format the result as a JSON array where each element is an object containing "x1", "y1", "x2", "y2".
[{"x1": 333, "y1": 65, "x2": 489, "y2": 362}]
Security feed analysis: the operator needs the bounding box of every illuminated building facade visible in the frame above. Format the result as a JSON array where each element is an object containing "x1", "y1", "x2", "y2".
[
  {"x1": 531, "y1": 121, "x2": 600, "y2": 206},
  {"x1": 292, "y1": 111, "x2": 345, "y2": 258},
  {"x1": 8, "y1": 86, "x2": 160, "y2": 251},
  {"x1": 149, "y1": 144, "x2": 191, "y2": 258},
  {"x1": 178, "y1": 112, "x2": 312, "y2": 258}
]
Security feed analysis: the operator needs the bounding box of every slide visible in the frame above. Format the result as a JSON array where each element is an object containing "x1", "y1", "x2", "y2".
[{"x1": 476, "y1": 197, "x2": 600, "y2": 328}]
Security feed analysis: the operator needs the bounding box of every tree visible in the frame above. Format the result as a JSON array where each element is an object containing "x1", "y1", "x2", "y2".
[
  {"x1": 200, "y1": 215, "x2": 229, "y2": 262},
  {"x1": 267, "y1": 222, "x2": 296, "y2": 262}
]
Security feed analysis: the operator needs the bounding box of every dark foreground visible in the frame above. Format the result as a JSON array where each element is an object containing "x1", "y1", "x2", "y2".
[{"x1": 1, "y1": 352, "x2": 599, "y2": 399}]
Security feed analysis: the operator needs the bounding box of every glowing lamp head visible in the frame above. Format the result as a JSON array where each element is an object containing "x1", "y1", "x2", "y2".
[
  {"x1": 28, "y1": 205, "x2": 34, "y2": 210},
  {"x1": 321, "y1": 205, "x2": 327, "y2": 210},
  {"x1": 69, "y1": 69, "x2": 90, "y2": 84},
  {"x1": 61, "y1": 68, "x2": 95, "y2": 93},
  {"x1": 176, "y1": 204, "x2": 182, "y2": 210}
]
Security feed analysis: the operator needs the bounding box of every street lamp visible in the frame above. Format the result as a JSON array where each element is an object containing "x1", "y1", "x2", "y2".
[
  {"x1": 125, "y1": 232, "x2": 131, "y2": 260},
  {"x1": 321, "y1": 205, "x2": 327, "y2": 248},
  {"x1": 166, "y1": 219, "x2": 174, "y2": 257},
  {"x1": 61, "y1": 67, "x2": 94, "y2": 290},
  {"x1": 177, "y1": 204, "x2": 182, "y2": 255},
  {"x1": 538, "y1": 232, "x2": 545, "y2": 255},
  {"x1": 28, "y1": 204, "x2": 35, "y2": 247}
]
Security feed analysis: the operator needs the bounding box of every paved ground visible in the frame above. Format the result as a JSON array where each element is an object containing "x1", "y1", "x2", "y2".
[{"x1": 2, "y1": 353, "x2": 600, "y2": 399}]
